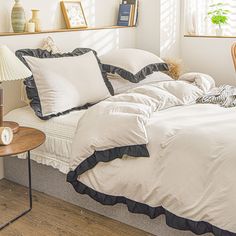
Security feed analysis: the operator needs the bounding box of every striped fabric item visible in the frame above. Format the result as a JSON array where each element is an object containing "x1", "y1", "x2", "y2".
[{"x1": 197, "y1": 85, "x2": 236, "y2": 108}]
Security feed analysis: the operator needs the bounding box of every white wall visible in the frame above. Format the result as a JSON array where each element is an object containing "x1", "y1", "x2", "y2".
[
  {"x1": 180, "y1": 1, "x2": 236, "y2": 86},
  {"x1": 160, "y1": 0, "x2": 181, "y2": 58},
  {"x1": 181, "y1": 37, "x2": 236, "y2": 86},
  {"x1": 135, "y1": 0, "x2": 181, "y2": 58},
  {"x1": 136, "y1": 0, "x2": 160, "y2": 55}
]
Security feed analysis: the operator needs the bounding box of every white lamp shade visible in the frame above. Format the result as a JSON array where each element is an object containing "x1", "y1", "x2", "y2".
[{"x1": 0, "y1": 45, "x2": 32, "y2": 82}]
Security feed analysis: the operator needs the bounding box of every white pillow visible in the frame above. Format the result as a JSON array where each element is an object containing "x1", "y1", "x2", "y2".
[
  {"x1": 24, "y1": 51, "x2": 111, "y2": 117},
  {"x1": 109, "y1": 72, "x2": 173, "y2": 94},
  {"x1": 155, "y1": 81, "x2": 204, "y2": 104},
  {"x1": 179, "y1": 73, "x2": 215, "y2": 93},
  {"x1": 21, "y1": 37, "x2": 61, "y2": 105},
  {"x1": 100, "y1": 49, "x2": 169, "y2": 83}
]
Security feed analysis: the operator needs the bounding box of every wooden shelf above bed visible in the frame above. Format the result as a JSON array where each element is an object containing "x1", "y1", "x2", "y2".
[
  {"x1": 0, "y1": 26, "x2": 135, "y2": 37},
  {"x1": 184, "y1": 34, "x2": 236, "y2": 39}
]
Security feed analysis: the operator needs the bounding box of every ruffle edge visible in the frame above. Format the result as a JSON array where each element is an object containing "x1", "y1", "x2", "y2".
[
  {"x1": 18, "y1": 152, "x2": 69, "y2": 174},
  {"x1": 67, "y1": 144, "x2": 236, "y2": 236},
  {"x1": 15, "y1": 48, "x2": 114, "y2": 120},
  {"x1": 69, "y1": 181, "x2": 235, "y2": 236},
  {"x1": 102, "y1": 63, "x2": 169, "y2": 83}
]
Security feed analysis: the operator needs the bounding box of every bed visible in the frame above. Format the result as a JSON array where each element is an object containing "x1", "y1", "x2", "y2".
[
  {"x1": 66, "y1": 79, "x2": 236, "y2": 236},
  {"x1": 5, "y1": 90, "x2": 236, "y2": 236},
  {"x1": 5, "y1": 105, "x2": 203, "y2": 236},
  {"x1": 4, "y1": 47, "x2": 236, "y2": 236}
]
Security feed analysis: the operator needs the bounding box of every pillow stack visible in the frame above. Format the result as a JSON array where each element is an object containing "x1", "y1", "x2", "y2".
[
  {"x1": 100, "y1": 48, "x2": 171, "y2": 94},
  {"x1": 16, "y1": 47, "x2": 170, "y2": 120}
]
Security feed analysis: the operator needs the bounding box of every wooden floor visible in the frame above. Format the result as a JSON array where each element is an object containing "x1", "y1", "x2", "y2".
[{"x1": 0, "y1": 179, "x2": 153, "y2": 236}]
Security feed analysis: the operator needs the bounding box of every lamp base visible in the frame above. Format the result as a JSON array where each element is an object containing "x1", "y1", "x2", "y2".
[{"x1": 2, "y1": 121, "x2": 20, "y2": 134}]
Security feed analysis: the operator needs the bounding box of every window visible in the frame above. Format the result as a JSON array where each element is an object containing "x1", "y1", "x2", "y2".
[{"x1": 184, "y1": 0, "x2": 236, "y2": 36}]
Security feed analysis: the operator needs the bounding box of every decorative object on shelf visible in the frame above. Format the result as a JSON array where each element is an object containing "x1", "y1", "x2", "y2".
[
  {"x1": 29, "y1": 9, "x2": 41, "y2": 32},
  {"x1": 122, "y1": 0, "x2": 139, "y2": 26},
  {"x1": 0, "y1": 45, "x2": 32, "y2": 133},
  {"x1": 61, "y1": 1, "x2": 87, "y2": 29},
  {"x1": 41, "y1": 37, "x2": 61, "y2": 54},
  {"x1": 0, "y1": 127, "x2": 13, "y2": 146},
  {"x1": 117, "y1": 4, "x2": 133, "y2": 26},
  {"x1": 163, "y1": 58, "x2": 184, "y2": 80},
  {"x1": 207, "y1": 2, "x2": 230, "y2": 36},
  {"x1": 11, "y1": 0, "x2": 26, "y2": 33},
  {"x1": 27, "y1": 22, "x2": 36, "y2": 33}
]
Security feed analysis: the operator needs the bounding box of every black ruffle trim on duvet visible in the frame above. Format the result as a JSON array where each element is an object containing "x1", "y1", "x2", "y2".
[
  {"x1": 67, "y1": 144, "x2": 150, "y2": 181},
  {"x1": 67, "y1": 145, "x2": 236, "y2": 236},
  {"x1": 102, "y1": 63, "x2": 169, "y2": 83}
]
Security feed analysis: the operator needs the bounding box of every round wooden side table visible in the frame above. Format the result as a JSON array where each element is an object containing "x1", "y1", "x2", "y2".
[{"x1": 0, "y1": 127, "x2": 46, "y2": 230}]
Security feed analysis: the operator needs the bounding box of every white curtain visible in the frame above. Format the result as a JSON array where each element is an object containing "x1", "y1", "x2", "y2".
[{"x1": 184, "y1": 0, "x2": 236, "y2": 36}]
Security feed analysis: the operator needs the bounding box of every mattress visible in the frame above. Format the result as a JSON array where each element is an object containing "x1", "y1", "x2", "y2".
[{"x1": 5, "y1": 106, "x2": 85, "y2": 174}]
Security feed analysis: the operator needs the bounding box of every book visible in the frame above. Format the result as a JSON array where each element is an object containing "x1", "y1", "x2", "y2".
[
  {"x1": 129, "y1": 5, "x2": 134, "y2": 26},
  {"x1": 117, "y1": 4, "x2": 133, "y2": 27},
  {"x1": 122, "y1": 0, "x2": 138, "y2": 26}
]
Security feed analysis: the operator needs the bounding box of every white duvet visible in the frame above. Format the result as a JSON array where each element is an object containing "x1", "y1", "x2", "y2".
[{"x1": 69, "y1": 78, "x2": 236, "y2": 235}]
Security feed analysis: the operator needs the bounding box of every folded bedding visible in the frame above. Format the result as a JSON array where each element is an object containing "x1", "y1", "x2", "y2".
[
  {"x1": 5, "y1": 106, "x2": 85, "y2": 174},
  {"x1": 67, "y1": 77, "x2": 236, "y2": 236}
]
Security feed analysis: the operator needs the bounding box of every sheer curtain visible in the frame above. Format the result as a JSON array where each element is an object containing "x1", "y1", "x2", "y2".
[{"x1": 184, "y1": 0, "x2": 236, "y2": 36}]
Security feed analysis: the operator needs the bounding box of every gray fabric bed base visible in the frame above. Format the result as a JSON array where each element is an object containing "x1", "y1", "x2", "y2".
[{"x1": 4, "y1": 157, "x2": 211, "y2": 236}]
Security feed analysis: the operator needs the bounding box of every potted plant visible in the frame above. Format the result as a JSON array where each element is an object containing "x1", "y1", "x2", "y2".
[{"x1": 207, "y1": 2, "x2": 230, "y2": 36}]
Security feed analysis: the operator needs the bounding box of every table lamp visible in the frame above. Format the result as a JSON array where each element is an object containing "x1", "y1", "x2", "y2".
[{"x1": 0, "y1": 45, "x2": 32, "y2": 133}]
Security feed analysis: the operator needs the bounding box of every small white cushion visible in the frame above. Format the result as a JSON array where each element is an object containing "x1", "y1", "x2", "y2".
[
  {"x1": 179, "y1": 73, "x2": 215, "y2": 93},
  {"x1": 24, "y1": 51, "x2": 111, "y2": 117},
  {"x1": 40, "y1": 36, "x2": 61, "y2": 54},
  {"x1": 155, "y1": 81, "x2": 204, "y2": 104}
]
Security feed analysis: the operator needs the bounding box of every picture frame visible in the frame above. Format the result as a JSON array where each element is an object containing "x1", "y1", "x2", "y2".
[{"x1": 60, "y1": 1, "x2": 87, "y2": 29}]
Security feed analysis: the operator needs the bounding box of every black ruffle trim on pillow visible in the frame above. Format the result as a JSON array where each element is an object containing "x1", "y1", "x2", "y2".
[
  {"x1": 67, "y1": 144, "x2": 236, "y2": 236},
  {"x1": 16, "y1": 48, "x2": 114, "y2": 120},
  {"x1": 102, "y1": 63, "x2": 169, "y2": 83}
]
